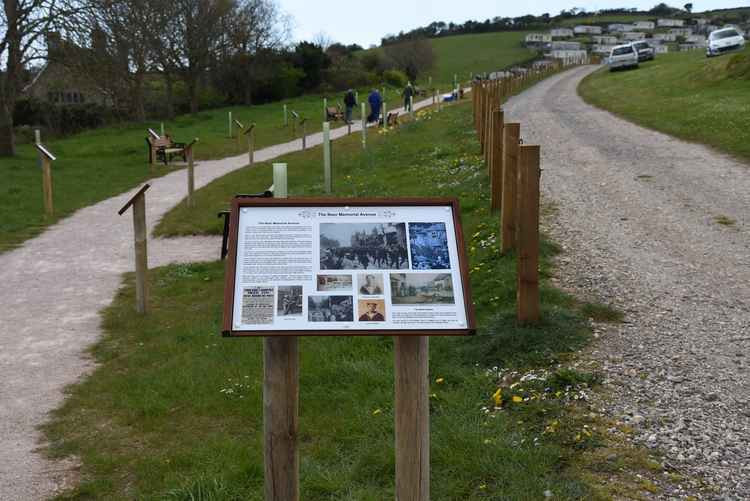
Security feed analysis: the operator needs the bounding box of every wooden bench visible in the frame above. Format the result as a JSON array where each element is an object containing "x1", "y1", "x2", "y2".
[
  {"x1": 146, "y1": 132, "x2": 187, "y2": 165},
  {"x1": 326, "y1": 106, "x2": 344, "y2": 122}
]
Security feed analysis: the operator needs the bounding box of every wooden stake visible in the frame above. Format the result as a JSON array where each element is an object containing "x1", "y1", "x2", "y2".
[
  {"x1": 301, "y1": 120, "x2": 307, "y2": 150},
  {"x1": 395, "y1": 336, "x2": 429, "y2": 501},
  {"x1": 247, "y1": 125, "x2": 255, "y2": 165},
  {"x1": 501, "y1": 123, "x2": 521, "y2": 254},
  {"x1": 382, "y1": 102, "x2": 387, "y2": 129},
  {"x1": 517, "y1": 145, "x2": 541, "y2": 325},
  {"x1": 133, "y1": 194, "x2": 148, "y2": 314},
  {"x1": 41, "y1": 158, "x2": 53, "y2": 216},
  {"x1": 283, "y1": 104, "x2": 288, "y2": 126},
  {"x1": 263, "y1": 336, "x2": 299, "y2": 501},
  {"x1": 323, "y1": 122, "x2": 332, "y2": 194},
  {"x1": 229, "y1": 111, "x2": 233, "y2": 138},
  {"x1": 490, "y1": 109, "x2": 504, "y2": 211}
]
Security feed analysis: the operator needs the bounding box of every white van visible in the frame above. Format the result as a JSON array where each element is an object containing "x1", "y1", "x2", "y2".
[
  {"x1": 707, "y1": 28, "x2": 745, "y2": 57},
  {"x1": 608, "y1": 44, "x2": 639, "y2": 71}
]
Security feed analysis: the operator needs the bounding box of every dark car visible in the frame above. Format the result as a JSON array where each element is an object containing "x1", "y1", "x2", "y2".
[{"x1": 631, "y1": 41, "x2": 655, "y2": 62}]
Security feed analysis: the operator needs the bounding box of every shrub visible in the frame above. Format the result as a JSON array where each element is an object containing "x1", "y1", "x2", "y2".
[{"x1": 383, "y1": 69, "x2": 408, "y2": 88}]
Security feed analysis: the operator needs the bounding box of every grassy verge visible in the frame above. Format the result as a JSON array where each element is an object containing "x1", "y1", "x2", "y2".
[
  {"x1": 578, "y1": 47, "x2": 750, "y2": 163},
  {"x1": 46, "y1": 101, "x2": 665, "y2": 500}
]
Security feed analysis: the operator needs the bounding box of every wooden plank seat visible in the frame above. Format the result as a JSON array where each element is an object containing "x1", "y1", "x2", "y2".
[
  {"x1": 146, "y1": 133, "x2": 187, "y2": 165},
  {"x1": 326, "y1": 106, "x2": 344, "y2": 122}
]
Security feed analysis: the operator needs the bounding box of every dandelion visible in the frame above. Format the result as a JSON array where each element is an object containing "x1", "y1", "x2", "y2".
[
  {"x1": 492, "y1": 388, "x2": 502, "y2": 406},
  {"x1": 372, "y1": 408, "x2": 382, "y2": 416},
  {"x1": 435, "y1": 377, "x2": 444, "y2": 384},
  {"x1": 512, "y1": 395, "x2": 523, "y2": 403}
]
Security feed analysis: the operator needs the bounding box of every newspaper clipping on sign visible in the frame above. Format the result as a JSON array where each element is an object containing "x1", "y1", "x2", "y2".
[{"x1": 230, "y1": 205, "x2": 469, "y2": 332}]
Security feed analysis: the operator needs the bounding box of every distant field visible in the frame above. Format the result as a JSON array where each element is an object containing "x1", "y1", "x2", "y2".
[
  {"x1": 424, "y1": 32, "x2": 537, "y2": 87},
  {"x1": 578, "y1": 47, "x2": 750, "y2": 163}
]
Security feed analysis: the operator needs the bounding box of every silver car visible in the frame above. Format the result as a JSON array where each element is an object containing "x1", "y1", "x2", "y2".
[
  {"x1": 707, "y1": 28, "x2": 746, "y2": 57},
  {"x1": 608, "y1": 44, "x2": 639, "y2": 71}
]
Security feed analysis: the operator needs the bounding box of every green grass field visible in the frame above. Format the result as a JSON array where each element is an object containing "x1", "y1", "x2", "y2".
[
  {"x1": 424, "y1": 32, "x2": 537, "y2": 88},
  {"x1": 44, "y1": 101, "x2": 666, "y2": 500},
  {"x1": 578, "y1": 47, "x2": 750, "y2": 163}
]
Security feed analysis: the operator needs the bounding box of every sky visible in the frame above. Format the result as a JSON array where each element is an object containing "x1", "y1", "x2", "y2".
[{"x1": 276, "y1": 0, "x2": 747, "y2": 47}]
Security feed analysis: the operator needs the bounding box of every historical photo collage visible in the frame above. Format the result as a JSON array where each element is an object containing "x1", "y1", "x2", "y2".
[{"x1": 240, "y1": 219, "x2": 458, "y2": 327}]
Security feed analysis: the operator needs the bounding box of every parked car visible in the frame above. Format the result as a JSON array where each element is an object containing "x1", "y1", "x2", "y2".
[
  {"x1": 608, "y1": 44, "x2": 639, "y2": 71},
  {"x1": 706, "y1": 28, "x2": 746, "y2": 57},
  {"x1": 631, "y1": 41, "x2": 655, "y2": 62}
]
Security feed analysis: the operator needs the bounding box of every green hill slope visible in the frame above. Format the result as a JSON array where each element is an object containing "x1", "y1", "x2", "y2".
[
  {"x1": 578, "y1": 47, "x2": 750, "y2": 162},
  {"x1": 425, "y1": 31, "x2": 537, "y2": 87}
]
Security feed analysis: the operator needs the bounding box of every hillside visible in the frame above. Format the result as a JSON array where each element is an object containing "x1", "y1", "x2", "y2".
[
  {"x1": 424, "y1": 31, "x2": 537, "y2": 87},
  {"x1": 578, "y1": 47, "x2": 750, "y2": 162}
]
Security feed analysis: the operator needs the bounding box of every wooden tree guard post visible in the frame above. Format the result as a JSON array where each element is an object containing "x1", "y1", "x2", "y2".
[
  {"x1": 395, "y1": 336, "x2": 430, "y2": 501},
  {"x1": 245, "y1": 123, "x2": 256, "y2": 165},
  {"x1": 283, "y1": 104, "x2": 288, "y2": 126},
  {"x1": 300, "y1": 119, "x2": 307, "y2": 150},
  {"x1": 323, "y1": 122, "x2": 332, "y2": 194},
  {"x1": 501, "y1": 123, "x2": 521, "y2": 254},
  {"x1": 185, "y1": 139, "x2": 198, "y2": 208},
  {"x1": 35, "y1": 143, "x2": 56, "y2": 217},
  {"x1": 361, "y1": 102, "x2": 367, "y2": 150},
  {"x1": 382, "y1": 102, "x2": 387, "y2": 129},
  {"x1": 490, "y1": 109, "x2": 504, "y2": 211},
  {"x1": 323, "y1": 98, "x2": 328, "y2": 122},
  {"x1": 517, "y1": 145, "x2": 541, "y2": 325},
  {"x1": 118, "y1": 184, "x2": 151, "y2": 314},
  {"x1": 228, "y1": 111, "x2": 233, "y2": 138}
]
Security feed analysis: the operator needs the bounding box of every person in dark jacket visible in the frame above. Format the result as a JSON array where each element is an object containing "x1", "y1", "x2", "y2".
[
  {"x1": 367, "y1": 89, "x2": 382, "y2": 123},
  {"x1": 343, "y1": 89, "x2": 356, "y2": 124},
  {"x1": 403, "y1": 82, "x2": 414, "y2": 111}
]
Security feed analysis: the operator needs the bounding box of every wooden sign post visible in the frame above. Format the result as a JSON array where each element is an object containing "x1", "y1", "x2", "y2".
[
  {"x1": 501, "y1": 123, "x2": 520, "y2": 254},
  {"x1": 35, "y1": 143, "x2": 56, "y2": 216},
  {"x1": 223, "y1": 198, "x2": 475, "y2": 501},
  {"x1": 228, "y1": 111, "x2": 233, "y2": 138},
  {"x1": 323, "y1": 122, "x2": 332, "y2": 194},
  {"x1": 517, "y1": 145, "x2": 541, "y2": 325},
  {"x1": 361, "y1": 102, "x2": 367, "y2": 150},
  {"x1": 118, "y1": 184, "x2": 151, "y2": 314},
  {"x1": 245, "y1": 123, "x2": 256, "y2": 165},
  {"x1": 300, "y1": 118, "x2": 308, "y2": 150},
  {"x1": 184, "y1": 139, "x2": 198, "y2": 208}
]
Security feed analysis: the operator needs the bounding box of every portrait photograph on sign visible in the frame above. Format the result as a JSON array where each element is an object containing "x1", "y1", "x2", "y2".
[{"x1": 222, "y1": 199, "x2": 475, "y2": 336}]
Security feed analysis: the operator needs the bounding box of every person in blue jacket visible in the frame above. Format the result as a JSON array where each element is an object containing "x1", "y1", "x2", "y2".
[{"x1": 367, "y1": 89, "x2": 382, "y2": 124}]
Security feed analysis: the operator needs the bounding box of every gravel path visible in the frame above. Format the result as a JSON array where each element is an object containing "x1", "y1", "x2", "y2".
[
  {"x1": 504, "y1": 65, "x2": 750, "y2": 499},
  {"x1": 0, "y1": 96, "x2": 435, "y2": 500}
]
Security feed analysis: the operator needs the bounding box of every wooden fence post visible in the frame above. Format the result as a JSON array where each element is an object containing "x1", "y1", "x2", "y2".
[
  {"x1": 323, "y1": 122, "x2": 332, "y2": 194},
  {"x1": 394, "y1": 335, "x2": 429, "y2": 501},
  {"x1": 118, "y1": 184, "x2": 151, "y2": 314},
  {"x1": 501, "y1": 123, "x2": 521, "y2": 254},
  {"x1": 490, "y1": 109, "x2": 504, "y2": 211},
  {"x1": 228, "y1": 111, "x2": 233, "y2": 138},
  {"x1": 185, "y1": 138, "x2": 198, "y2": 208},
  {"x1": 517, "y1": 145, "x2": 541, "y2": 325}
]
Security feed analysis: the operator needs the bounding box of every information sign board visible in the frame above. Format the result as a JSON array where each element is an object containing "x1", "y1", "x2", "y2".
[{"x1": 222, "y1": 198, "x2": 475, "y2": 336}]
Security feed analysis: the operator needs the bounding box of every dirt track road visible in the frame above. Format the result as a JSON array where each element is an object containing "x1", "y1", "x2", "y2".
[
  {"x1": 0, "y1": 97, "x2": 432, "y2": 500},
  {"x1": 504, "y1": 65, "x2": 749, "y2": 497}
]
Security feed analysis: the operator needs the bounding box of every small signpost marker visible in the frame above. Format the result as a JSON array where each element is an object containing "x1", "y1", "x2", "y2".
[
  {"x1": 184, "y1": 139, "x2": 198, "y2": 208},
  {"x1": 361, "y1": 102, "x2": 367, "y2": 150},
  {"x1": 118, "y1": 184, "x2": 151, "y2": 314},
  {"x1": 323, "y1": 122, "x2": 332, "y2": 194},
  {"x1": 35, "y1": 143, "x2": 56, "y2": 217},
  {"x1": 245, "y1": 123, "x2": 256, "y2": 165}
]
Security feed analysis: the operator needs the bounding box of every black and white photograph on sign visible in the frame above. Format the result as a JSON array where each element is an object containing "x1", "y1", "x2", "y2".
[
  {"x1": 241, "y1": 287, "x2": 275, "y2": 324},
  {"x1": 317, "y1": 274, "x2": 353, "y2": 292},
  {"x1": 390, "y1": 273, "x2": 455, "y2": 305},
  {"x1": 277, "y1": 286, "x2": 303, "y2": 316},
  {"x1": 358, "y1": 299, "x2": 386, "y2": 322},
  {"x1": 409, "y1": 222, "x2": 451, "y2": 270},
  {"x1": 358, "y1": 273, "x2": 384, "y2": 295},
  {"x1": 320, "y1": 223, "x2": 408, "y2": 270},
  {"x1": 308, "y1": 295, "x2": 354, "y2": 322}
]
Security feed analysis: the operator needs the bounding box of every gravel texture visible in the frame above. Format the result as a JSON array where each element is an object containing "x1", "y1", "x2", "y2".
[
  {"x1": 504, "y1": 65, "x2": 749, "y2": 499},
  {"x1": 0, "y1": 96, "x2": 434, "y2": 500}
]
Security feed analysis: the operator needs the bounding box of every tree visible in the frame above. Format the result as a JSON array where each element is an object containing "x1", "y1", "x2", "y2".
[
  {"x1": 293, "y1": 41, "x2": 329, "y2": 90},
  {"x1": 383, "y1": 38, "x2": 435, "y2": 81},
  {"x1": 0, "y1": 0, "x2": 76, "y2": 156},
  {"x1": 684, "y1": 3, "x2": 693, "y2": 13}
]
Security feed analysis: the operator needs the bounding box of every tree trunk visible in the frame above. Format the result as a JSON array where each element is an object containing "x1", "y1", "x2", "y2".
[
  {"x1": 0, "y1": 97, "x2": 16, "y2": 157},
  {"x1": 188, "y1": 75, "x2": 199, "y2": 115},
  {"x1": 132, "y1": 70, "x2": 146, "y2": 122}
]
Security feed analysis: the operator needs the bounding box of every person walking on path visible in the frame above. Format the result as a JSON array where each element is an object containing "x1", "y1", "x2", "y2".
[
  {"x1": 367, "y1": 88, "x2": 382, "y2": 124},
  {"x1": 403, "y1": 82, "x2": 414, "y2": 112},
  {"x1": 343, "y1": 89, "x2": 356, "y2": 124}
]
